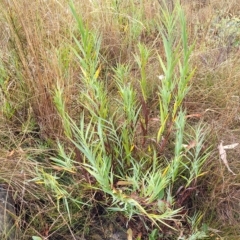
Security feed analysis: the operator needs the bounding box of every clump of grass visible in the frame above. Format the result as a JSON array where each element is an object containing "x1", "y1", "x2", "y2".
[
  {"x1": 50, "y1": 1, "x2": 210, "y2": 238},
  {"x1": 0, "y1": 0, "x2": 78, "y2": 140}
]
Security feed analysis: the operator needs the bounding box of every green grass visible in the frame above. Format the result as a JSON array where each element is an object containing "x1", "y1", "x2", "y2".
[{"x1": 0, "y1": 0, "x2": 240, "y2": 239}]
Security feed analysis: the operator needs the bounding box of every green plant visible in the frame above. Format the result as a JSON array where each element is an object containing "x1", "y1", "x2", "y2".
[
  {"x1": 70, "y1": 1, "x2": 109, "y2": 120},
  {"x1": 157, "y1": 2, "x2": 195, "y2": 146},
  {"x1": 50, "y1": 1, "x2": 210, "y2": 236}
]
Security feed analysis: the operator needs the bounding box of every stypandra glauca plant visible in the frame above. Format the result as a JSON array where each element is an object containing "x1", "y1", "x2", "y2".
[{"x1": 48, "y1": 1, "x2": 210, "y2": 238}]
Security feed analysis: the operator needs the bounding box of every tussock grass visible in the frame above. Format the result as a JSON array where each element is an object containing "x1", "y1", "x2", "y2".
[{"x1": 0, "y1": 0, "x2": 240, "y2": 239}]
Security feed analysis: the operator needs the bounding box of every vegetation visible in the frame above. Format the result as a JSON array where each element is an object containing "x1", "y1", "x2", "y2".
[{"x1": 0, "y1": 0, "x2": 240, "y2": 239}]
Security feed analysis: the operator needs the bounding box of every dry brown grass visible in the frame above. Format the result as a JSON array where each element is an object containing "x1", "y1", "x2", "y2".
[
  {"x1": 183, "y1": 0, "x2": 240, "y2": 237},
  {"x1": 1, "y1": 0, "x2": 79, "y2": 140},
  {"x1": 0, "y1": 0, "x2": 240, "y2": 239}
]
